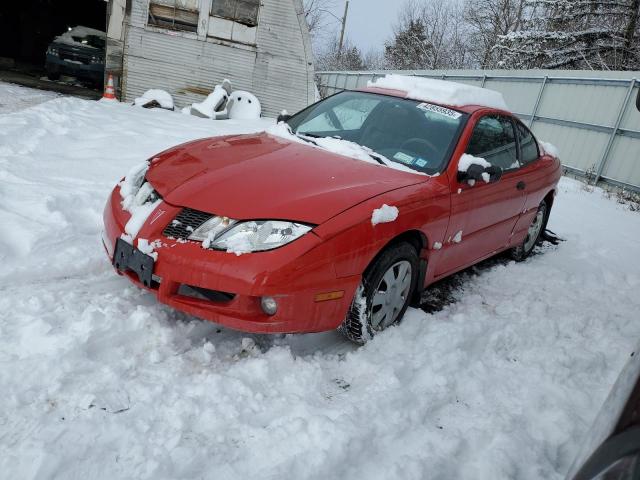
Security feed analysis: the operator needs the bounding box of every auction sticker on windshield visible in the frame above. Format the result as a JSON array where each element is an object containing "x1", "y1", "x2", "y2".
[{"x1": 417, "y1": 102, "x2": 462, "y2": 120}]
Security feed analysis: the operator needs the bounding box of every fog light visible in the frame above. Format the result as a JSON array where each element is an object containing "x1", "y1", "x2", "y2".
[{"x1": 261, "y1": 296, "x2": 278, "y2": 316}]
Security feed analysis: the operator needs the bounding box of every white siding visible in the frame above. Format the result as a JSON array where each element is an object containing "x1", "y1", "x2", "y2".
[{"x1": 121, "y1": 0, "x2": 314, "y2": 117}]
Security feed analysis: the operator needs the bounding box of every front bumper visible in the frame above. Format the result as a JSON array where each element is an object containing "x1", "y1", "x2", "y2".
[
  {"x1": 46, "y1": 54, "x2": 104, "y2": 82},
  {"x1": 103, "y1": 188, "x2": 359, "y2": 334}
]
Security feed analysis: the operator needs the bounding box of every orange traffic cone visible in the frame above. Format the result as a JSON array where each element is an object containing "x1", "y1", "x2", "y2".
[{"x1": 103, "y1": 74, "x2": 117, "y2": 100}]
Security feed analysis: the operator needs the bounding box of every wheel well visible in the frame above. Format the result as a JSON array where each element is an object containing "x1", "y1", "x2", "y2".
[
  {"x1": 385, "y1": 230, "x2": 427, "y2": 255},
  {"x1": 363, "y1": 230, "x2": 427, "y2": 277},
  {"x1": 543, "y1": 190, "x2": 555, "y2": 211}
]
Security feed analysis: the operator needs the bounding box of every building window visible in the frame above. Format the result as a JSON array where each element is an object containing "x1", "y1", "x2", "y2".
[
  {"x1": 210, "y1": 0, "x2": 260, "y2": 27},
  {"x1": 148, "y1": 0, "x2": 199, "y2": 32}
]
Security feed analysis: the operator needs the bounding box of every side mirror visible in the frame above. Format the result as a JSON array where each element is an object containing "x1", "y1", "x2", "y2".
[
  {"x1": 457, "y1": 164, "x2": 503, "y2": 185},
  {"x1": 277, "y1": 111, "x2": 292, "y2": 123}
]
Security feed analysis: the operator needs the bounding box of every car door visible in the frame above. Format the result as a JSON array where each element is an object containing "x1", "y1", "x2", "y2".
[{"x1": 434, "y1": 113, "x2": 529, "y2": 277}]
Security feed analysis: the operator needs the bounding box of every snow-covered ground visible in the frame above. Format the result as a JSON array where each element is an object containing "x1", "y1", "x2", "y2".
[
  {"x1": 1, "y1": 84, "x2": 640, "y2": 479},
  {"x1": 0, "y1": 82, "x2": 60, "y2": 114}
]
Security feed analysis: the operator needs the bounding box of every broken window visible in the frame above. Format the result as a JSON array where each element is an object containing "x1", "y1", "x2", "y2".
[
  {"x1": 210, "y1": 0, "x2": 260, "y2": 27},
  {"x1": 148, "y1": 0, "x2": 199, "y2": 33}
]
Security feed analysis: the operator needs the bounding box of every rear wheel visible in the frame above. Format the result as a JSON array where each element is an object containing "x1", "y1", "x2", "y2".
[
  {"x1": 339, "y1": 242, "x2": 419, "y2": 344},
  {"x1": 511, "y1": 200, "x2": 548, "y2": 261}
]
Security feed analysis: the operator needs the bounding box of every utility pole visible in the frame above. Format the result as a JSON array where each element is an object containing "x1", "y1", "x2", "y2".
[{"x1": 338, "y1": 0, "x2": 349, "y2": 55}]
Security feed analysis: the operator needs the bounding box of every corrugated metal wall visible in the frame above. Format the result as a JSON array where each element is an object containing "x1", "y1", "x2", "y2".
[
  {"x1": 317, "y1": 69, "x2": 640, "y2": 192},
  {"x1": 121, "y1": 0, "x2": 315, "y2": 118}
]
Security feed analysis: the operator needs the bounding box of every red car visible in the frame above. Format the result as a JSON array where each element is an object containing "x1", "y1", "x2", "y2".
[{"x1": 103, "y1": 76, "x2": 561, "y2": 343}]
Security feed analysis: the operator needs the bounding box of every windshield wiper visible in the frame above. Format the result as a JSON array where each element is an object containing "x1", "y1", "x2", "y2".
[
  {"x1": 368, "y1": 152, "x2": 388, "y2": 166},
  {"x1": 294, "y1": 133, "x2": 319, "y2": 146}
]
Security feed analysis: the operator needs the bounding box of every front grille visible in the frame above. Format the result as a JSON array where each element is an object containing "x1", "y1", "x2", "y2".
[
  {"x1": 177, "y1": 284, "x2": 235, "y2": 303},
  {"x1": 59, "y1": 51, "x2": 90, "y2": 64},
  {"x1": 162, "y1": 208, "x2": 213, "y2": 239}
]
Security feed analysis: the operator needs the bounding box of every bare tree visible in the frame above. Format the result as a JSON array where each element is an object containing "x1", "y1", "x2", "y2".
[
  {"x1": 464, "y1": 0, "x2": 529, "y2": 68},
  {"x1": 385, "y1": 0, "x2": 474, "y2": 69},
  {"x1": 303, "y1": 0, "x2": 338, "y2": 43}
]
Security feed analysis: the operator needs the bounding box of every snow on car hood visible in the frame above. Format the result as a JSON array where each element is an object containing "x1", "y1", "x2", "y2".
[{"x1": 145, "y1": 132, "x2": 428, "y2": 224}]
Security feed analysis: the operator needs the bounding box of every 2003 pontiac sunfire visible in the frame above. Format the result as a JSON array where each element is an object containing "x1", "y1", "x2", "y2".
[{"x1": 102, "y1": 75, "x2": 561, "y2": 343}]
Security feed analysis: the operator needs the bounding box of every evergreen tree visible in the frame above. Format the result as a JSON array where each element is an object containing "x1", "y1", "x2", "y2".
[
  {"x1": 384, "y1": 19, "x2": 433, "y2": 69},
  {"x1": 495, "y1": 0, "x2": 640, "y2": 70},
  {"x1": 316, "y1": 38, "x2": 366, "y2": 71}
]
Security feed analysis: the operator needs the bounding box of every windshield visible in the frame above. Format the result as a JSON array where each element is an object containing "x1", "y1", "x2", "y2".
[
  {"x1": 75, "y1": 34, "x2": 105, "y2": 49},
  {"x1": 287, "y1": 91, "x2": 467, "y2": 175}
]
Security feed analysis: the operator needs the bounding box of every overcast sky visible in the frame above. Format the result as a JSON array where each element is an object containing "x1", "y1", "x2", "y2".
[{"x1": 324, "y1": 0, "x2": 402, "y2": 52}]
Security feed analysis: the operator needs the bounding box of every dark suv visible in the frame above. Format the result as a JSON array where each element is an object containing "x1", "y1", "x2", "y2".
[{"x1": 45, "y1": 26, "x2": 105, "y2": 87}]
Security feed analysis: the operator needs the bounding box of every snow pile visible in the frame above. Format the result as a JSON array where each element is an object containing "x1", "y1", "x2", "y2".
[
  {"x1": 368, "y1": 74, "x2": 509, "y2": 110},
  {"x1": 134, "y1": 90, "x2": 174, "y2": 110},
  {"x1": 458, "y1": 153, "x2": 491, "y2": 173},
  {"x1": 137, "y1": 238, "x2": 161, "y2": 261},
  {"x1": 119, "y1": 161, "x2": 149, "y2": 210},
  {"x1": 224, "y1": 235, "x2": 254, "y2": 256},
  {"x1": 267, "y1": 123, "x2": 421, "y2": 175},
  {"x1": 118, "y1": 162, "x2": 162, "y2": 240},
  {"x1": 2, "y1": 83, "x2": 640, "y2": 480},
  {"x1": 371, "y1": 204, "x2": 399, "y2": 225},
  {"x1": 458, "y1": 153, "x2": 492, "y2": 184},
  {"x1": 540, "y1": 140, "x2": 560, "y2": 158},
  {"x1": 227, "y1": 91, "x2": 261, "y2": 120}
]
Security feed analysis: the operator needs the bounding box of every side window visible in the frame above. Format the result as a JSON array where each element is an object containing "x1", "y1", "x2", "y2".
[
  {"x1": 148, "y1": 0, "x2": 199, "y2": 32},
  {"x1": 466, "y1": 115, "x2": 519, "y2": 171},
  {"x1": 296, "y1": 98, "x2": 381, "y2": 134},
  {"x1": 516, "y1": 121, "x2": 540, "y2": 165}
]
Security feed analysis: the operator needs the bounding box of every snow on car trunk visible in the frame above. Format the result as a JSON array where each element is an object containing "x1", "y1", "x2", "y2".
[{"x1": 1, "y1": 83, "x2": 640, "y2": 479}]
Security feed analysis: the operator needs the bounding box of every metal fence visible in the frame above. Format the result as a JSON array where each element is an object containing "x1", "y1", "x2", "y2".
[{"x1": 317, "y1": 69, "x2": 640, "y2": 192}]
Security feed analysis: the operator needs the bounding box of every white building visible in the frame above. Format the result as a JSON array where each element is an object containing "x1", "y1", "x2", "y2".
[{"x1": 106, "y1": 0, "x2": 315, "y2": 117}]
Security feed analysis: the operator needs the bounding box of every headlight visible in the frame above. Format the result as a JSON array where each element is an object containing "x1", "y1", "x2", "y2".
[
  {"x1": 187, "y1": 216, "x2": 237, "y2": 245},
  {"x1": 90, "y1": 55, "x2": 104, "y2": 64},
  {"x1": 47, "y1": 46, "x2": 59, "y2": 56},
  {"x1": 188, "y1": 218, "x2": 312, "y2": 253}
]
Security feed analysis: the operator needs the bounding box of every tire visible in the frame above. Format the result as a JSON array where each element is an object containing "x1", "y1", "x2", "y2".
[
  {"x1": 46, "y1": 71, "x2": 60, "y2": 81},
  {"x1": 511, "y1": 200, "x2": 548, "y2": 261},
  {"x1": 339, "y1": 242, "x2": 419, "y2": 344}
]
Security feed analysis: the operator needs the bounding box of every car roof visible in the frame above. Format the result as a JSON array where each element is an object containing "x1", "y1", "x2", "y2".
[{"x1": 356, "y1": 87, "x2": 505, "y2": 115}]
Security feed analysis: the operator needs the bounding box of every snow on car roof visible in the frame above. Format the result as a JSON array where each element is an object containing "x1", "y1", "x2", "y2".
[
  {"x1": 367, "y1": 74, "x2": 509, "y2": 111},
  {"x1": 54, "y1": 26, "x2": 106, "y2": 49}
]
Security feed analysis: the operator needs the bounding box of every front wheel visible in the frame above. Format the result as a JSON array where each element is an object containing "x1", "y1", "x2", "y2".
[
  {"x1": 339, "y1": 242, "x2": 419, "y2": 344},
  {"x1": 511, "y1": 200, "x2": 548, "y2": 261}
]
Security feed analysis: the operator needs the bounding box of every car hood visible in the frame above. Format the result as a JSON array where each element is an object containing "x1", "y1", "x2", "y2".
[{"x1": 146, "y1": 132, "x2": 428, "y2": 224}]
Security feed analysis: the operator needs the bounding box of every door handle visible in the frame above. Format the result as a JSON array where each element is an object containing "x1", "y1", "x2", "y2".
[{"x1": 517, "y1": 181, "x2": 526, "y2": 191}]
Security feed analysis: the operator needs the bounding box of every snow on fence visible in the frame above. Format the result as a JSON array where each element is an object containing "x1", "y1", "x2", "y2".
[{"x1": 316, "y1": 69, "x2": 640, "y2": 192}]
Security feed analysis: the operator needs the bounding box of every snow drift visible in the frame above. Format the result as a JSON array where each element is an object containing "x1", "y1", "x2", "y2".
[{"x1": 1, "y1": 85, "x2": 640, "y2": 480}]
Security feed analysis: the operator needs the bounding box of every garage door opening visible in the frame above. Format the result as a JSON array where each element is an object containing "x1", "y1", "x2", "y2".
[{"x1": 0, "y1": 0, "x2": 107, "y2": 95}]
